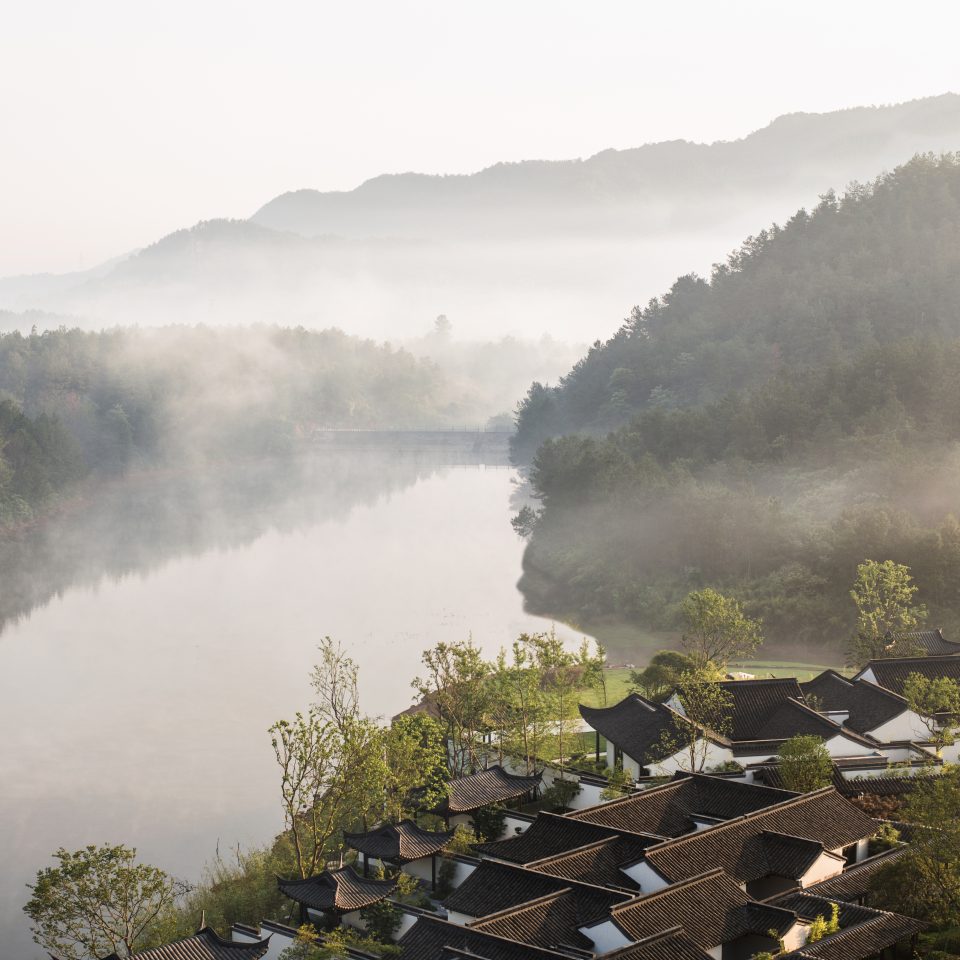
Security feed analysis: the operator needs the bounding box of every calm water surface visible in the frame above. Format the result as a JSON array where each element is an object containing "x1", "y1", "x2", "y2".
[{"x1": 0, "y1": 451, "x2": 586, "y2": 956}]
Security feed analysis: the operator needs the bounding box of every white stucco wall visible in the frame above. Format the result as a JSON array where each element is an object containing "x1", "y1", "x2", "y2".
[
  {"x1": 799, "y1": 851, "x2": 845, "y2": 886},
  {"x1": 869, "y1": 709, "x2": 930, "y2": 742},
  {"x1": 620, "y1": 858, "x2": 670, "y2": 893},
  {"x1": 823, "y1": 733, "x2": 879, "y2": 758},
  {"x1": 645, "y1": 740, "x2": 734, "y2": 777},
  {"x1": 578, "y1": 919, "x2": 631, "y2": 953}
]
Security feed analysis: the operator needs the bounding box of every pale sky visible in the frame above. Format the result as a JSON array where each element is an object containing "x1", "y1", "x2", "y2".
[{"x1": 2, "y1": 0, "x2": 959, "y2": 275}]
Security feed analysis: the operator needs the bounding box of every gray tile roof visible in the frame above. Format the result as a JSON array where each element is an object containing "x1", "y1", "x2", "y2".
[
  {"x1": 344, "y1": 819, "x2": 454, "y2": 862},
  {"x1": 571, "y1": 772, "x2": 797, "y2": 837},
  {"x1": 888, "y1": 629, "x2": 960, "y2": 657},
  {"x1": 717, "y1": 678, "x2": 805, "y2": 740},
  {"x1": 802, "y1": 847, "x2": 908, "y2": 903},
  {"x1": 579, "y1": 694, "x2": 728, "y2": 768},
  {"x1": 640, "y1": 789, "x2": 876, "y2": 886},
  {"x1": 856, "y1": 654, "x2": 960, "y2": 695},
  {"x1": 595, "y1": 928, "x2": 713, "y2": 960},
  {"x1": 399, "y1": 915, "x2": 570, "y2": 960},
  {"x1": 526, "y1": 836, "x2": 648, "y2": 890},
  {"x1": 443, "y1": 858, "x2": 630, "y2": 919},
  {"x1": 466, "y1": 889, "x2": 597, "y2": 951},
  {"x1": 438, "y1": 766, "x2": 543, "y2": 814},
  {"x1": 800, "y1": 673, "x2": 909, "y2": 734},
  {"x1": 86, "y1": 928, "x2": 270, "y2": 960},
  {"x1": 603, "y1": 869, "x2": 797, "y2": 948},
  {"x1": 783, "y1": 912, "x2": 924, "y2": 958},
  {"x1": 474, "y1": 810, "x2": 663, "y2": 864},
  {"x1": 277, "y1": 866, "x2": 396, "y2": 913}
]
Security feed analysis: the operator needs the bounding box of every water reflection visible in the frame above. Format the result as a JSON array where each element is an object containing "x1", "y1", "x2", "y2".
[{"x1": 0, "y1": 448, "x2": 585, "y2": 956}]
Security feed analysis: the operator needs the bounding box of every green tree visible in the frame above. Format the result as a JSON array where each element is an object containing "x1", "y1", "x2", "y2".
[
  {"x1": 654, "y1": 671, "x2": 732, "y2": 772},
  {"x1": 630, "y1": 650, "x2": 696, "y2": 701},
  {"x1": 869, "y1": 769, "x2": 960, "y2": 925},
  {"x1": 269, "y1": 709, "x2": 342, "y2": 880},
  {"x1": 679, "y1": 589, "x2": 763, "y2": 670},
  {"x1": 807, "y1": 902, "x2": 840, "y2": 943},
  {"x1": 848, "y1": 559, "x2": 926, "y2": 666},
  {"x1": 413, "y1": 639, "x2": 492, "y2": 777},
  {"x1": 383, "y1": 714, "x2": 448, "y2": 822},
  {"x1": 903, "y1": 672, "x2": 960, "y2": 756},
  {"x1": 777, "y1": 734, "x2": 833, "y2": 793},
  {"x1": 23, "y1": 844, "x2": 183, "y2": 960}
]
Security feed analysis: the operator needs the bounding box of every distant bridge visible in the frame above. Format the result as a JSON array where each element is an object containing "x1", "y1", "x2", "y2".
[{"x1": 311, "y1": 427, "x2": 514, "y2": 463}]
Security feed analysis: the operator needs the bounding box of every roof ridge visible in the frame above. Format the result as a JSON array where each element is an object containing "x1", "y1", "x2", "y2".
[
  {"x1": 595, "y1": 925, "x2": 688, "y2": 956},
  {"x1": 642, "y1": 788, "x2": 838, "y2": 853},
  {"x1": 852, "y1": 677, "x2": 909, "y2": 704},
  {"x1": 466, "y1": 886, "x2": 574, "y2": 925},
  {"x1": 409, "y1": 912, "x2": 576, "y2": 957},
  {"x1": 607, "y1": 868, "x2": 727, "y2": 912},
  {"x1": 470, "y1": 857, "x2": 635, "y2": 898},
  {"x1": 720, "y1": 677, "x2": 802, "y2": 686},
  {"x1": 526, "y1": 836, "x2": 621, "y2": 865}
]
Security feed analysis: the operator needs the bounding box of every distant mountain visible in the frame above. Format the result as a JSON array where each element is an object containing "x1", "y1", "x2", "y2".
[
  {"x1": 4, "y1": 95, "x2": 960, "y2": 341},
  {"x1": 252, "y1": 95, "x2": 960, "y2": 239}
]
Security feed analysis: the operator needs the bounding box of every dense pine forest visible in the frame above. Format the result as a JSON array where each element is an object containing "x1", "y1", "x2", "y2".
[{"x1": 516, "y1": 155, "x2": 960, "y2": 649}]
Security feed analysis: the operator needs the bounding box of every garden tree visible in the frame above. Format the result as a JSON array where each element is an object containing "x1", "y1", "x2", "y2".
[
  {"x1": 679, "y1": 589, "x2": 763, "y2": 670},
  {"x1": 807, "y1": 903, "x2": 840, "y2": 943},
  {"x1": 600, "y1": 764, "x2": 633, "y2": 800},
  {"x1": 269, "y1": 709, "x2": 344, "y2": 880},
  {"x1": 903, "y1": 672, "x2": 960, "y2": 756},
  {"x1": 491, "y1": 640, "x2": 550, "y2": 774},
  {"x1": 23, "y1": 844, "x2": 184, "y2": 960},
  {"x1": 848, "y1": 559, "x2": 927, "y2": 666},
  {"x1": 269, "y1": 710, "x2": 390, "y2": 880},
  {"x1": 524, "y1": 631, "x2": 597, "y2": 774},
  {"x1": 582, "y1": 641, "x2": 610, "y2": 706},
  {"x1": 630, "y1": 650, "x2": 697, "y2": 701},
  {"x1": 413, "y1": 639, "x2": 492, "y2": 776},
  {"x1": 382, "y1": 714, "x2": 448, "y2": 822},
  {"x1": 869, "y1": 769, "x2": 960, "y2": 925},
  {"x1": 654, "y1": 671, "x2": 733, "y2": 772},
  {"x1": 777, "y1": 735, "x2": 833, "y2": 792},
  {"x1": 310, "y1": 637, "x2": 361, "y2": 734}
]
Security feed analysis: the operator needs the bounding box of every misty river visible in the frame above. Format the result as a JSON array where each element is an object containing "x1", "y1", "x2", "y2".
[{"x1": 0, "y1": 444, "x2": 590, "y2": 956}]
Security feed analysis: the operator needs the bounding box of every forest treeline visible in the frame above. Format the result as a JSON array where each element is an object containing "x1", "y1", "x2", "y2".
[
  {"x1": 513, "y1": 153, "x2": 960, "y2": 457},
  {"x1": 516, "y1": 155, "x2": 960, "y2": 648},
  {"x1": 0, "y1": 324, "x2": 493, "y2": 528}
]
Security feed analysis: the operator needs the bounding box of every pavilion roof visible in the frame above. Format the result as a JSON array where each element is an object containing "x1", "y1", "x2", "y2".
[
  {"x1": 344, "y1": 819, "x2": 454, "y2": 862},
  {"x1": 277, "y1": 866, "x2": 396, "y2": 913},
  {"x1": 437, "y1": 765, "x2": 542, "y2": 815}
]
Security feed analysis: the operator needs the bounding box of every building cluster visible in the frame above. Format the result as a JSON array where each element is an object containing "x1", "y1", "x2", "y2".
[{"x1": 102, "y1": 634, "x2": 960, "y2": 960}]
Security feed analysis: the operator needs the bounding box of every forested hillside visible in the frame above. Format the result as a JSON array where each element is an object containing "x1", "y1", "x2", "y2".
[
  {"x1": 0, "y1": 325, "x2": 471, "y2": 526},
  {"x1": 514, "y1": 154, "x2": 960, "y2": 457},
  {"x1": 517, "y1": 155, "x2": 960, "y2": 650}
]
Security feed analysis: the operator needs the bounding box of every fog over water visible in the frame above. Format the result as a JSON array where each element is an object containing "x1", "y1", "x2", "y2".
[{"x1": 0, "y1": 448, "x2": 591, "y2": 957}]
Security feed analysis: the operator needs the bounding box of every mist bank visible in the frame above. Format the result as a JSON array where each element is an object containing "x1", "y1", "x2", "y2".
[
  {"x1": 515, "y1": 155, "x2": 960, "y2": 654},
  {"x1": 4, "y1": 96, "x2": 960, "y2": 342},
  {"x1": 0, "y1": 324, "x2": 580, "y2": 533}
]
